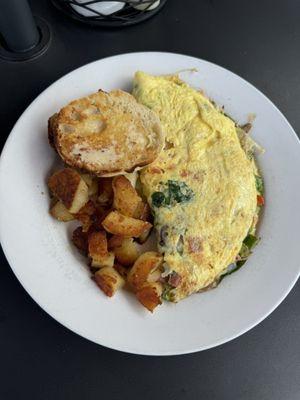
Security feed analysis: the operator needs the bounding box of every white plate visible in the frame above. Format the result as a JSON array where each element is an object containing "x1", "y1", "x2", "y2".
[{"x1": 0, "y1": 52, "x2": 300, "y2": 356}]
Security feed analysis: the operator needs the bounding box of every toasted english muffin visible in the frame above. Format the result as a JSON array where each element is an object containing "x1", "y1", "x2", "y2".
[{"x1": 49, "y1": 89, "x2": 164, "y2": 176}]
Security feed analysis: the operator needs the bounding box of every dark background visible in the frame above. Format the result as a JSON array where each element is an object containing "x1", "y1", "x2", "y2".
[{"x1": 0, "y1": 1, "x2": 299, "y2": 399}]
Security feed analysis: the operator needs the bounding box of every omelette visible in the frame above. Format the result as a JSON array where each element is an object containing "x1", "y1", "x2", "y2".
[{"x1": 133, "y1": 71, "x2": 262, "y2": 302}]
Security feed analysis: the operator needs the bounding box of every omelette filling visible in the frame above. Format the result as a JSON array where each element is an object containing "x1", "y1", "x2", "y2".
[{"x1": 133, "y1": 71, "x2": 264, "y2": 302}]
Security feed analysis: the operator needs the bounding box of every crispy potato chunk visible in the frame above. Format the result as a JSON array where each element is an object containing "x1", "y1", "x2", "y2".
[
  {"x1": 48, "y1": 168, "x2": 89, "y2": 213},
  {"x1": 139, "y1": 203, "x2": 151, "y2": 221},
  {"x1": 97, "y1": 178, "x2": 113, "y2": 207},
  {"x1": 81, "y1": 174, "x2": 98, "y2": 197},
  {"x1": 102, "y1": 211, "x2": 152, "y2": 238},
  {"x1": 50, "y1": 200, "x2": 75, "y2": 222},
  {"x1": 80, "y1": 173, "x2": 93, "y2": 187},
  {"x1": 94, "y1": 266, "x2": 125, "y2": 297},
  {"x1": 136, "y1": 282, "x2": 162, "y2": 312},
  {"x1": 137, "y1": 225, "x2": 152, "y2": 244},
  {"x1": 136, "y1": 203, "x2": 152, "y2": 243},
  {"x1": 85, "y1": 206, "x2": 110, "y2": 234},
  {"x1": 91, "y1": 252, "x2": 115, "y2": 269},
  {"x1": 78, "y1": 200, "x2": 96, "y2": 215},
  {"x1": 127, "y1": 251, "x2": 163, "y2": 291},
  {"x1": 108, "y1": 236, "x2": 139, "y2": 266},
  {"x1": 91, "y1": 208, "x2": 111, "y2": 231},
  {"x1": 88, "y1": 231, "x2": 114, "y2": 268},
  {"x1": 88, "y1": 180, "x2": 99, "y2": 197},
  {"x1": 113, "y1": 263, "x2": 128, "y2": 279},
  {"x1": 147, "y1": 269, "x2": 162, "y2": 283},
  {"x1": 75, "y1": 200, "x2": 97, "y2": 232},
  {"x1": 112, "y1": 176, "x2": 144, "y2": 218},
  {"x1": 123, "y1": 172, "x2": 138, "y2": 188},
  {"x1": 72, "y1": 226, "x2": 88, "y2": 254},
  {"x1": 88, "y1": 231, "x2": 108, "y2": 257}
]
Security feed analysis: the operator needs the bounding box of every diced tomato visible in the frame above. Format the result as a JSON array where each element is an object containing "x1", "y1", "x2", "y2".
[{"x1": 257, "y1": 195, "x2": 265, "y2": 206}]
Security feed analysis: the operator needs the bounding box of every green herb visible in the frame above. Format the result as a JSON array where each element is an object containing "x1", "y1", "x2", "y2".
[
  {"x1": 219, "y1": 234, "x2": 259, "y2": 282},
  {"x1": 236, "y1": 259, "x2": 247, "y2": 268},
  {"x1": 219, "y1": 260, "x2": 246, "y2": 282},
  {"x1": 151, "y1": 192, "x2": 166, "y2": 208},
  {"x1": 162, "y1": 284, "x2": 174, "y2": 301},
  {"x1": 151, "y1": 180, "x2": 194, "y2": 208},
  {"x1": 239, "y1": 243, "x2": 250, "y2": 259},
  {"x1": 243, "y1": 234, "x2": 259, "y2": 250},
  {"x1": 162, "y1": 291, "x2": 171, "y2": 301},
  {"x1": 255, "y1": 175, "x2": 264, "y2": 195},
  {"x1": 168, "y1": 180, "x2": 194, "y2": 203},
  {"x1": 240, "y1": 233, "x2": 259, "y2": 259}
]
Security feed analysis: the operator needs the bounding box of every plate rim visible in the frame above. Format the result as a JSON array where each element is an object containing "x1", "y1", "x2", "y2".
[{"x1": 0, "y1": 51, "x2": 300, "y2": 356}]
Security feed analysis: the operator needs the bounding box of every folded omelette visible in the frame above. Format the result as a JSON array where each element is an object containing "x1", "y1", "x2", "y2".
[{"x1": 133, "y1": 72, "x2": 259, "y2": 302}]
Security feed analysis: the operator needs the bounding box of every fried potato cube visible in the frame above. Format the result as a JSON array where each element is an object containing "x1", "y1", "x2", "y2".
[
  {"x1": 88, "y1": 231, "x2": 114, "y2": 268},
  {"x1": 97, "y1": 178, "x2": 113, "y2": 207},
  {"x1": 137, "y1": 225, "x2": 152, "y2": 244},
  {"x1": 139, "y1": 203, "x2": 151, "y2": 221},
  {"x1": 88, "y1": 180, "x2": 99, "y2": 197},
  {"x1": 48, "y1": 168, "x2": 89, "y2": 213},
  {"x1": 91, "y1": 252, "x2": 115, "y2": 269},
  {"x1": 79, "y1": 200, "x2": 97, "y2": 214},
  {"x1": 108, "y1": 236, "x2": 139, "y2": 266},
  {"x1": 123, "y1": 172, "x2": 138, "y2": 188},
  {"x1": 77, "y1": 204, "x2": 109, "y2": 234},
  {"x1": 112, "y1": 175, "x2": 144, "y2": 218},
  {"x1": 113, "y1": 263, "x2": 128, "y2": 279},
  {"x1": 90, "y1": 208, "x2": 111, "y2": 232},
  {"x1": 147, "y1": 269, "x2": 162, "y2": 283},
  {"x1": 136, "y1": 203, "x2": 152, "y2": 243},
  {"x1": 81, "y1": 174, "x2": 98, "y2": 197},
  {"x1": 127, "y1": 251, "x2": 163, "y2": 291},
  {"x1": 136, "y1": 282, "x2": 163, "y2": 312},
  {"x1": 50, "y1": 200, "x2": 75, "y2": 222},
  {"x1": 72, "y1": 226, "x2": 88, "y2": 254},
  {"x1": 102, "y1": 211, "x2": 152, "y2": 238},
  {"x1": 78, "y1": 215, "x2": 92, "y2": 232},
  {"x1": 94, "y1": 266, "x2": 125, "y2": 297},
  {"x1": 75, "y1": 200, "x2": 97, "y2": 232}
]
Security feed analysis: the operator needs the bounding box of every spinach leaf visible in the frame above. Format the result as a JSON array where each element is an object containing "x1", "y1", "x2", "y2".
[
  {"x1": 168, "y1": 180, "x2": 194, "y2": 203},
  {"x1": 239, "y1": 233, "x2": 259, "y2": 260},
  {"x1": 255, "y1": 175, "x2": 264, "y2": 195},
  {"x1": 219, "y1": 259, "x2": 246, "y2": 282},
  {"x1": 151, "y1": 180, "x2": 194, "y2": 208},
  {"x1": 243, "y1": 234, "x2": 259, "y2": 250},
  {"x1": 162, "y1": 284, "x2": 174, "y2": 301},
  {"x1": 219, "y1": 234, "x2": 259, "y2": 282},
  {"x1": 239, "y1": 243, "x2": 250, "y2": 259},
  {"x1": 152, "y1": 192, "x2": 166, "y2": 208}
]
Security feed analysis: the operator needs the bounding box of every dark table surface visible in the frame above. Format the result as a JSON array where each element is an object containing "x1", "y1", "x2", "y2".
[{"x1": 1, "y1": 1, "x2": 300, "y2": 399}]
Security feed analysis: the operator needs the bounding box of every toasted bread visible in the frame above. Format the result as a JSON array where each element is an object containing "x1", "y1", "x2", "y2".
[
  {"x1": 49, "y1": 90, "x2": 164, "y2": 176},
  {"x1": 48, "y1": 113, "x2": 58, "y2": 149}
]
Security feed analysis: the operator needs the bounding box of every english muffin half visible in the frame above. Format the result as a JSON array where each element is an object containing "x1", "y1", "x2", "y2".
[{"x1": 49, "y1": 89, "x2": 164, "y2": 176}]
